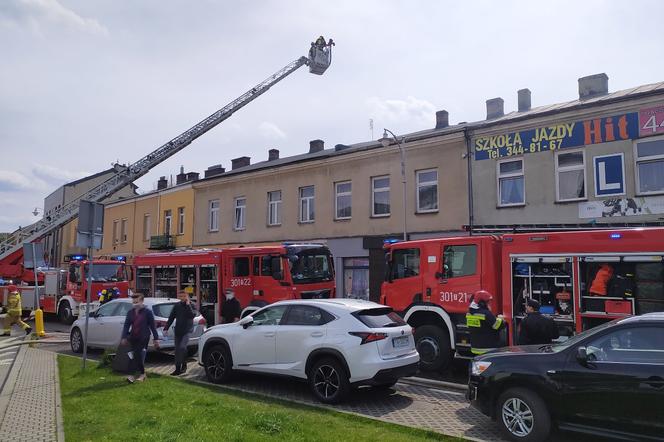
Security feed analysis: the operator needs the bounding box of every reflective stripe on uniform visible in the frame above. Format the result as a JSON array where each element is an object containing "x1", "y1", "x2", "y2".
[
  {"x1": 471, "y1": 347, "x2": 495, "y2": 355},
  {"x1": 492, "y1": 317, "x2": 504, "y2": 330},
  {"x1": 466, "y1": 313, "x2": 485, "y2": 328}
]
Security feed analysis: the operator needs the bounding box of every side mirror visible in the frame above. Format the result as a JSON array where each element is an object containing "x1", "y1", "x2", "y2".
[
  {"x1": 239, "y1": 316, "x2": 254, "y2": 329},
  {"x1": 576, "y1": 346, "x2": 588, "y2": 365}
]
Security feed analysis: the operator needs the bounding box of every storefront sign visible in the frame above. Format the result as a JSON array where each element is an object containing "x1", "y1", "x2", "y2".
[
  {"x1": 639, "y1": 104, "x2": 664, "y2": 137},
  {"x1": 593, "y1": 154, "x2": 625, "y2": 197},
  {"x1": 578, "y1": 196, "x2": 664, "y2": 218},
  {"x1": 474, "y1": 112, "x2": 639, "y2": 160}
]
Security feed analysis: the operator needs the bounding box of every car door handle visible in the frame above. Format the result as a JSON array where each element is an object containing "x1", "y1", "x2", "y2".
[
  {"x1": 263, "y1": 332, "x2": 275, "y2": 337},
  {"x1": 311, "y1": 332, "x2": 324, "y2": 338}
]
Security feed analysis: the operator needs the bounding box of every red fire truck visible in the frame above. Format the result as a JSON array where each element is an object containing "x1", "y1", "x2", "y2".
[
  {"x1": 381, "y1": 228, "x2": 664, "y2": 371},
  {"x1": 0, "y1": 255, "x2": 130, "y2": 324},
  {"x1": 132, "y1": 243, "x2": 335, "y2": 325}
]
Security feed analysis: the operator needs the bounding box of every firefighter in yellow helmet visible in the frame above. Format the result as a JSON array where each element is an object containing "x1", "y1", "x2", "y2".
[
  {"x1": 2, "y1": 285, "x2": 32, "y2": 336},
  {"x1": 98, "y1": 289, "x2": 109, "y2": 304}
]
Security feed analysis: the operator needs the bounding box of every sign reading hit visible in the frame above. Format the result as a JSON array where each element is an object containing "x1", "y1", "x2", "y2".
[{"x1": 474, "y1": 112, "x2": 640, "y2": 160}]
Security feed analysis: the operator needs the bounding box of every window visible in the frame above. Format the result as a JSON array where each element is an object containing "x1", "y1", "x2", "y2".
[
  {"x1": 283, "y1": 305, "x2": 333, "y2": 326},
  {"x1": 112, "y1": 220, "x2": 119, "y2": 244},
  {"x1": 233, "y1": 257, "x2": 250, "y2": 276},
  {"x1": 497, "y1": 158, "x2": 525, "y2": 206},
  {"x1": 208, "y1": 200, "x2": 219, "y2": 232},
  {"x1": 299, "y1": 186, "x2": 315, "y2": 223},
  {"x1": 267, "y1": 191, "x2": 281, "y2": 226},
  {"x1": 120, "y1": 218, "x2": 128, "y2": 243},
  {"x1": 177, "y1": 207, "x2": 185, "y2": 235},
  {"x1": 260, "y1": 256, "x2": 277, "y2": 276},
  {"x1": 586, "y1": 326, "x2": 664, "y2": 364},
  {"x1": 635, "y1": 137, "x2": 664, "y2": 194},
  {"x1": 372, "y1": 176, "x2": 390, "y2": 216},
  {"x1": 96, "y1": 302, "x2": 119, "y2": 317},
  {"x1": 354, "y1": 308, "x2": 407, "y2": 328},
  {"x1": 389, "y1": 248, "x2": 420, "y2": 280},
  {"x1": 164, "y1": 209, "x2": 172, "y2": 235},
  {"x1": 416, "y1": 169, "x2": 438, "y2": 212},
  {"x1": 556, "y1": 151, "x2": 586, "y2": 201},
  {"x1": 143, "y1": 214, "x2": 151, "y2": 241},
  {"x1": 114, "y1": 303, "x2": 132, "y2": 317},
  {"x1": 234, "y1": 197, "x2": 246, "y2": 230},
  {"x1": 442, "y1": 245, "x2": 477, "y2": 278},
  {"x1": 343, "y1": 258, "x2": 369, "y2": 300},
  {"x1": 335, "y1": 181, "x2": 352, "y2": 219},
  {"x1": 252, "y1": 305, "x2": 288, "y2": 326}
]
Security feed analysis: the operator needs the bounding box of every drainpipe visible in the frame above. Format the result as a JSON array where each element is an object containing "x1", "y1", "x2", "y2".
[{"x1": 464, "y1": 127, "x2": 474, "y2": 236}]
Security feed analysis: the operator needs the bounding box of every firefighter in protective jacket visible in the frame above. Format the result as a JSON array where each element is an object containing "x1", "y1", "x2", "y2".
[
  {"x1": 2, "y1": 285, "x2": 32, "y2": 336},
  {"x1": 466, "y1": 290, "x2": 504, "y2": 355}
]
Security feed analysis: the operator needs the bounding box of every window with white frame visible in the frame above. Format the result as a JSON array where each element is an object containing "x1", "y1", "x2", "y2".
[
  {"x1": 177, "y1": 207, "x2": 185, "y2": 235},
  {"x1": 556, "y1": 150, "x2": 586, "y2": 201},
  {"x1": 143, "y1": 214, "x2": 151, "y2": 241},
  {"x1": 120, "y1": 218, "x2": 128, "y2": 243},
  {"x1": 164, "y1": 210, "x2": 172, "y2": 235},
  {"x1": 372, "y1": 176, "x2": 390, "y2": 216},
  {"x1": 209, "y1": 200, "x2": 219, "y2": 232},
  {"x1": 299, "y1": 186, "x2": 315, "y2": 222},
  {"x1": 112, "y1": 220, "x2": 119, "y2": 244},
  {"x1": 635, "y1": 137, "x2": 664, "y2": 194},
  {"x1": 335, "y1": 181, "x2": 352, "y2": 219},
  {"x1": 234, "y1": 197, "x2": 246, "y2": 230},
  {"x1": 416, "y1": 169, "x2": 438, "y2": 212},
  {"x1": 267, "y1": 190, "x2": 281, "y2": 226},
  {"x1": 497, "y1": 158, "x2": 525, "y2": 206}
]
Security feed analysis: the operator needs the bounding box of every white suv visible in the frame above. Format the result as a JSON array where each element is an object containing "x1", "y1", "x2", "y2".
[{"x1": 198, "y1": 299, "x2": 419, "y2": 403}]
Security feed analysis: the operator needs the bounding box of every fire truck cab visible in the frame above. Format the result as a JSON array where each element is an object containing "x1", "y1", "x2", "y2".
[
  {"x1": 133, "y1": 243, "x2": 335, "y2": 325},
  {"x1": 381, "y1": 228, "x2": 664, "y2": 372}
]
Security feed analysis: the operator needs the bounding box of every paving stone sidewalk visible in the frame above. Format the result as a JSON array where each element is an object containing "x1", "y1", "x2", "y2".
[{"x1": 0, "y1": 345, "x2": 64, "y2": 442}]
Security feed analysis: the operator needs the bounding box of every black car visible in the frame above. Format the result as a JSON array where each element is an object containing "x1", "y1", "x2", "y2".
[{"x1": 468, "y1": 313, "x2": 664, "y2": 441}]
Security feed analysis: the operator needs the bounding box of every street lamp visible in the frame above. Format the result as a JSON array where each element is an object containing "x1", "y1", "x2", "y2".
[{"x1": 380, "y1": 129, "x2": 407, "y2": 241}]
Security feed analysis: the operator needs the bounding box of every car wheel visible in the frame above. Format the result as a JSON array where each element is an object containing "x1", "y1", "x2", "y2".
[
  {"x1": 497, "y1": 388, "x2": 551, "y2": 442},
  {"x1": 308, "y1": 357, "x2": 350, "y2": 404},
  {"x1": 204, "y1": 345, "x2": 232, "y2": 384},
  {"x1": 414, "y1": 325, "x2": 452, "y2": 371},
  {"x1": 58, "y1": 301, "x2": 74, "y2": 325},
  {"x1": 70, "y1": 328, "x2": 83, "y2": 354}
]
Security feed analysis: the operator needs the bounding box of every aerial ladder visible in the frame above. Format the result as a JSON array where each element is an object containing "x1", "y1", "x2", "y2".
[{"x1": 0, "y1": 38, "x2": 333, "y2": 281}]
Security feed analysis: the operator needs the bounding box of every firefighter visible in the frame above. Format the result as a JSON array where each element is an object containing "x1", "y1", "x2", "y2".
[
  {"x1": 466, "y1": 290, "x2": 504, "y2": 355},
  {"x1": 98, "y1": 289, "x2": 109, "y2": 304},
  {"x1": 2, "y1": 285, "x2": 32, "y2": 336}
]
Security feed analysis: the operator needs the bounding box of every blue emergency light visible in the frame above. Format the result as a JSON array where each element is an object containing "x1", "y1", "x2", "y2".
[
  {"x1": 114, "y1": 256, "x2": 126, "y2": 261},
  {"x1": 383, "y1": 238, "x2": 400, "y2": 244},
  {"x1": 71, "y1": 255, "x2": 85, "y2": 261},
  {"x1": 610, "y1": 233, "x2": 622, "y2": 240}
]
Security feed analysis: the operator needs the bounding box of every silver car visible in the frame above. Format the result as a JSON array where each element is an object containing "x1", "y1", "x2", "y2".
[{"x1": 69, "y1": 298, "x2": 206, "y2": 355}]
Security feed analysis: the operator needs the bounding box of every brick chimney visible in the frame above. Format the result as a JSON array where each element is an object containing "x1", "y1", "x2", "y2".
[
  {"x1": 157, "y1": 176, "x2": 168, "y2": 190},
  {"x1": 231, "y1": 156, "x2": 251, "y2": 170},
  {"x1": 486, "y1": 97, "x2": 504, "y2": 119},
  {"x1": 204, "y1": 165, "x2": 225, "y2": 178},
  {"x1": 517, "y1": 89, "x2": 531, "y2": 112},
  {"x1": 309, "y1": 139, "x2": 324, "y2": 153},
  {"x1": 578, "y1": 73, "x2": 609, "y2": 100},
  {"x1": 435, "y1": 110, "x2": 449, "y2": 129},
  {"x1": 268, "y1": 149, "x2": 279, "y2": 161}
]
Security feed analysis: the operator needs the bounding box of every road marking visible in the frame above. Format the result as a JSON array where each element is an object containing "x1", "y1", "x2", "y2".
[{"x1": 0, "y1": 361, "x2": 13, "y2": 366}]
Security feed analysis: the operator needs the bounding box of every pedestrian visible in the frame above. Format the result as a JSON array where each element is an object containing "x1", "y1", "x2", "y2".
[
  {"x1": 518, "y1": 299, "x2": 559, "y2": 345},
  {"x1": 466, "y1": 290, "x2": 505, "y2": 355},
  {"x1": 1, "y1": 285, "x2": 32, "y2": 336},
  {"x1": 120, "y1": 293, "x2": 160, "y2": 383},
  {"x1": 221, "y1": 289, "x2": 241, "y2": 324},
  {"x1": 163, "y1": 291, "x2": 195, "y2": 376}
]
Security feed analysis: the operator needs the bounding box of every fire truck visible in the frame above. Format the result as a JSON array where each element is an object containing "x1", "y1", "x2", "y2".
[
  {"x1": 381, "y1": 228, "x2": 664, "y2": 371},
  {"x1": 133, "y1": 243, "x2": 335, "y2": 325},
  {"x1": 0, "y1": 255, "x2": 130, "y2": 324}
]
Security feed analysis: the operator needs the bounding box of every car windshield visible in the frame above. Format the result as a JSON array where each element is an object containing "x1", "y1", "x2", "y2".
[
  {"x1": 83, "y1": 263, "x2": 127, "y2": 282},
  {"x1": 545, "y1": 318, "x2": 621, "y2": 352},
  {"x1": 353, "y1": 308, "x2": 406, "y2": 328},
  {"x1": 287, "y1": 247, "x2": 334, "y2": 284}
]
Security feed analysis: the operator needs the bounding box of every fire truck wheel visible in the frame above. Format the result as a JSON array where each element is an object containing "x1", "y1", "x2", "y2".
[
  {"x1": 414, "y1": 325, "x2": 452, "y2": 371},
  {"x1": 70, "y1": 328, "x2": 83, "y2": 353},
  {"x1": 58, "y1": 301, "x2": 74, "y2": 325},
  {"x1": 497, "y1": 388, "x2": 551, "y2": 442}
]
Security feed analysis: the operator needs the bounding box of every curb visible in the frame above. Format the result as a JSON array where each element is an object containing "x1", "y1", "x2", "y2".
[
  {"x1": 53, "y1": 352, "x2": 65, "y2": 442},
  {"x1": 0, "y1": 342, "x2": 26, "y2": 423},
  {"x1": 400, "y1": 375, "x2": 468, "y2": 392}
]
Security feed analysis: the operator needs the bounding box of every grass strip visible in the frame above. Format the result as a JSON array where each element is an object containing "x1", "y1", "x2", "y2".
[{"x1": 58, "y1": 355, "x2": 461, "y2": 441}]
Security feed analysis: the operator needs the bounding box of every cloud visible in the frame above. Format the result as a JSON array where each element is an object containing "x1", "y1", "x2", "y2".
[
  {"x1": 0, "y1": 0, "x2": 108, "y2": 36},
  {"x1": 0, "y1": 170, "x2": 33, "y2": 191},
  {"x1": 32, "y1": 164, "x2": 90, "y2": 185},
  {"x1": 258, "y1": 121, "x2": 287, "y2": 140},
  {"x1": 366, "y1": 96, "x2": 436, "y2": 128}
]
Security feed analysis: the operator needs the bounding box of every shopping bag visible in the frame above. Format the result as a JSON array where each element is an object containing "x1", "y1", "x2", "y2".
[{"x1": 111, "y1": 342, "x2": 133, "y2": 374}]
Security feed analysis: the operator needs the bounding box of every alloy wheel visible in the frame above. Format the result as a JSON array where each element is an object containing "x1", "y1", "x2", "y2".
[
  {"x1": 501, "y1": 397, "x2": 534, "y2": 437},
  {"x1": 313, "y1": 364, "x2": 340, "y2": 399},
  {"x1": 71, "y1": 329, "x2": 82, "y2": 352},
  {"x1": 206, "y1": 350, "x2": 225, "y2": 381}
]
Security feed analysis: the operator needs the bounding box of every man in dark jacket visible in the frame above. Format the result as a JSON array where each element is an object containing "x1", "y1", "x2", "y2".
[
  {"x1": 121, "y1": 293, "x2": 159, "y2": 383},
  {"x1": 221, "y1": 289, "x2": 241, "y2": 324},
  {"x1": 466, "y1": 290, "x2": 505, "y2": 355},
  {"x1": 519, "y1": 299, "x2": 560, "y2": 345},
  {"x1": 163, "y1": 291, "x2": 195, "y2": 375}
]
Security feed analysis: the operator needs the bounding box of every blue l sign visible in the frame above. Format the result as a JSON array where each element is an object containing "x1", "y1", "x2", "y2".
[{"x1": 594, "y1": 154, "x2": 625, "y2": 197}]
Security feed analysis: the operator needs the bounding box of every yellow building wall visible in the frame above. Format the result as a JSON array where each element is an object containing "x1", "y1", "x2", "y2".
[{"x1": 158, "y1": 188, "x2": 195, "y2": 248}]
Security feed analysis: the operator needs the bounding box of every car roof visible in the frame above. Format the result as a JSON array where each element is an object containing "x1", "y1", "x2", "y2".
[
  {"x1": 617, "y1": 312, "x2": 664, "y2": 324},
  {"x1": 268, "y1": 298, "x2": 387, "y2": 311}
]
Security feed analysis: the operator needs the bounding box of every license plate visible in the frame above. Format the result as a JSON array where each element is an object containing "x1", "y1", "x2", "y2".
[{"x1": 392, "y1": 336, "x2": 409, "y2": 348}]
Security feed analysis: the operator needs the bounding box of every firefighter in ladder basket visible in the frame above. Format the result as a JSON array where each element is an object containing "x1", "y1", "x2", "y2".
[{"x1": 466, "y1": 290, "x2": 505, "y2": 355}]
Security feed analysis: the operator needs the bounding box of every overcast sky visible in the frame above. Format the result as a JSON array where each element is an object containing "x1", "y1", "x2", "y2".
[{"x1": 1, "y1": 0, "x2": 663, "y2": 231}]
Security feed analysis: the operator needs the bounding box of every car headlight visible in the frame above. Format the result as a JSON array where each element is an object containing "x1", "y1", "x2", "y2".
[{"x1": 471, "y1": 361, "x2": 492, "y2": 376}]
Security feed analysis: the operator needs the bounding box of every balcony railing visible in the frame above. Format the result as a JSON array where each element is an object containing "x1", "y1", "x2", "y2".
[{"x1": 149, "y1": 234, "x2": 175, "y2": 250}]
